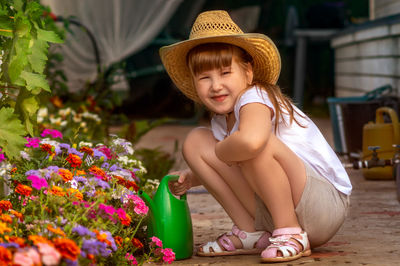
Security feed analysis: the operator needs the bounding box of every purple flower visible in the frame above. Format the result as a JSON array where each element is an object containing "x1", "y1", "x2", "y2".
[
  {"x1": 72, "y1": 225, "x2": 95, "y2": 237},
  {"x1": 109, "y1": 164, "x2": 120, "y2": 172},
  {"x1": 101, "y1": 162, "x2": 110, "y2": 169},
  {"x1": 90, "y1": 177, "x2": 110, "y2": 190},
  {"x1": 45, "y1": 166, "x2": 60, "y2": 179},
  {"x1": 68, "y1": 148, "x2": 84, "y2": 158},
  {"x1": 59, "y1": 143, "x2": 71, "y2": 150},
  {"x1": 25, "y1": 137, "x2": 40, "y2": 148},
  {"x1": 25, "y1": 170, "x2": 41, "y2": 177},
  {"x1": 93, "y1": 149, "x2": 107, "y2": 161},
  {"x1": 74, "y1": 176, "x2": 87, "y2": 183}
]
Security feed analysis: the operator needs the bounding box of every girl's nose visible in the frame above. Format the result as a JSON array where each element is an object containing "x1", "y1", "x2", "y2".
[{"x1": 211, "y1": 78, "x2": 223, "y2": 91}]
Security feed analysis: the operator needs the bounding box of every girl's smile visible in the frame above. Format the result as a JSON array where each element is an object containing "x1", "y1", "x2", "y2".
[{"x1": 193, "y1": 56, "x2": 253, "y2": 115}]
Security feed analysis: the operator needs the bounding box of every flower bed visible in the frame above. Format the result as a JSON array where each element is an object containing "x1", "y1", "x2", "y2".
[{"x1": 0, "y1": 130, "x2": 175, "y2": 265}]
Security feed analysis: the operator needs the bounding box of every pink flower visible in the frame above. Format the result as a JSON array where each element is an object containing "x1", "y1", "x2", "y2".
[
  {"x1": 37, "y1": 243, "x2": 62, "y2": 266},
  {"x1": 96, "y1": 145, "x2": 116, "y2": 159},
  {"x1": 99, "y1": 204, "x2": 116, "y2": 215},
  {"x1": 13, "y1": 248, "x2": 41, "y2": 266},
  {"x1": 125, "y1": 195, "x2": 149, "y2": 215},
  {"x1": 125, "y1": 253, "x2": 138, "y2": 265},
  {"x1": 162, "y1": 248, "x2": 175, "y2": 264},
  {"x1": 116, "y1": 208, "x2": 127, "y2": 219},
  {"x1": 25, "y1": 137, "x2": 41, "y2": 148},
  {"x1": 27, "y1": 175, "x2": 48, "y2": 190},
  {"x1": 0, "y1": 149, "x2": 6, "y2": 163},
  {"x1": 150, "y1": 236, "x2": 163, "y2": 247},
  {"x1": 41, "y1": 129, "x2": 63, "y2": 139}
]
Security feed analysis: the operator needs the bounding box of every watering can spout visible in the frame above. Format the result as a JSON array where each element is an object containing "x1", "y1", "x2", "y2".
[{"x1": 139, "y1": 190, "x2": 155, "y2": 214}]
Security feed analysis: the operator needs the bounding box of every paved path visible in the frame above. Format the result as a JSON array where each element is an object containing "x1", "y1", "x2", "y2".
[{"x1": 137, "y1": 118, "x2": 400, "y2": 265}]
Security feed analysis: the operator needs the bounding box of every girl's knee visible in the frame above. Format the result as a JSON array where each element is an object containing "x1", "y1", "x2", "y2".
[{"x1": 183, "y1": 127, "x2": 214, "y2": 156}]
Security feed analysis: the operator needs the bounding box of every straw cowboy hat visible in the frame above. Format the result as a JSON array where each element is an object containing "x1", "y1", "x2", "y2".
[{"x1": 159, "y1": 10, "x2": 281, "y2": 103}]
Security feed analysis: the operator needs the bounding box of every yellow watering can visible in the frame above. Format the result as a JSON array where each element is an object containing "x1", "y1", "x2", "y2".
[{"x1": 362, "y1": 107, "x2": 400, "y2": 180}]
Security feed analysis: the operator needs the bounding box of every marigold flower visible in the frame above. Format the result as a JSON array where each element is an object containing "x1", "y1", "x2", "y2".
[
  {"x1": 0, "y1": 214, "x2": 12, "y2": 224},
  {"x1": 9, "y1": 210, "x2": 23, "y2": 221},
  {"x1": 28, "y1": 235, "x2": 52, "y2": 245},
  {"x1": 66, "y1": 153, "x2": 82, "y2": 168},
  {"x1": 89, "y1": 166, "x2": 107, "y2": 179},
  {"x1": 0, "y1": 200, "x2": 12, "y2": 211},
  {"x1": 15, "y1": 184, "x2": 32, "y2": 196},
  {"x1": 75, "y1": 170, "x2": 86, "y2": 176},
  {"x1": 114, "y1": 236, "x2": 123, "y2": 248},
  {"x1": 47, "y1": 224, "x2": 67, "y2": 237},
  {"x1": 0, "y1": 222, "x2": 12, "y2": 234},
  {"x1": 117, "y1": 208, "x2": 131, "y2": 226},
  {"x1": 10, "y1": 167, "x2": 17, "y2": 174},
  {"x1": 80, "y1": 146, "x2": 94, "y2": 156},
  {"x1": 0, "y1": 246, "x2": 12, "y2": 265},
  {"x1": 40, "y1": 143, "x2": 55, "y2": 155},
  {"x1": 96, "y1": 233, "x2": 111, "y2": 246},
  {"x1": 66, "y1": 188, "x2": 83, "y2": 201},
  {"x1": 58, "y1": 169, "x2": 73, "y2": 182},
  {"x1": 53, "y1": 238, "x2": 80, "y2": 261},
  {"x1": 114, "y1": 175, "x2": 139, "y2": 192},
  {"x1": 131, "y1": 238, "x2": 143, "y2": 249},
  {"x1": 8, "y1": 236, "x2": 25, "y2": 247},
  {"x1": 49, "y1": 186, "x2": 65, "y2": 197}
]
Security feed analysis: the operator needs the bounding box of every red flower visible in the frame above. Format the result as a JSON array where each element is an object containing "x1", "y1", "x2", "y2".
[
  {"x1": 66, "y1": 154, "x2": 82, "y2": 168},
  {"x1": 15, "y1": 184, "x2": 32, "y2": 196},
  {"x1": 0, "y1": 200, "x2": 12, "y2": 211},
  {"x1": 53, "y1": 238, "x2": 80, "y2": 261}
]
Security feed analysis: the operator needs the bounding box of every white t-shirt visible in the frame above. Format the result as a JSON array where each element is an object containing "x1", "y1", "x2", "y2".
[{"x1": 211, "y1": 87, "x2": 352, "y2": 195}]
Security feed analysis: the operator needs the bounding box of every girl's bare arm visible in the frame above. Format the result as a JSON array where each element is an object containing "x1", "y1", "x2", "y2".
[{"x1": 215, "y1": 102, "x2": 272, "y2": 163}]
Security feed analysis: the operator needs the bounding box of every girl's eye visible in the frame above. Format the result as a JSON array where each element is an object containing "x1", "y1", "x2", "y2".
[
  {"x1": 198, "y1": 76, "x2": 208, "y2": 80},
  {"x1": 222, "y1": 71, "x2": 231, "y2": 75}
]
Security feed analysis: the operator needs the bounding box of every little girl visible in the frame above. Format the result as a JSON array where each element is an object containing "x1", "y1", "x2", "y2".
[{"x1": 159, "y1": 10, "x2": 351, "y2": 263}]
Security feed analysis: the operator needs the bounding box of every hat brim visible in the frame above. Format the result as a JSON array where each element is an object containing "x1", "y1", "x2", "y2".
[{"x1": 159, "y1": 33, "x2": 281, "y2": 103}]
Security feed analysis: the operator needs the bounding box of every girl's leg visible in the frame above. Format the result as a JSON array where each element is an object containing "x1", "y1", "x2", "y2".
[
  {"x1": 182, "y1": 127, "x2": 257, "y2": 232},
  {"x1": 239, "y1": 133, "x2": 307, "y2": 229}
]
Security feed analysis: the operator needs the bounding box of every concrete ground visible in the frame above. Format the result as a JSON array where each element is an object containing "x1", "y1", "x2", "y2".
[{"x1": 136, "y1": 118, "x2": 400, "y2": 265}]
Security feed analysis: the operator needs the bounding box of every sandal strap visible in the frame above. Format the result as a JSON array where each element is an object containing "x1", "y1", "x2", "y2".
[
  {"x1": 218, "y1": 234, "x2": 236, "y2": 251},
  {"x1": 230, "y1": 225, "x2": 271, "y2": 250},
  {"x1": 262, "y1": 228, "x2": 309, "y2": 259},
  {"x1": 202, "y1": 241, "x2": 224, "y2": 254}
]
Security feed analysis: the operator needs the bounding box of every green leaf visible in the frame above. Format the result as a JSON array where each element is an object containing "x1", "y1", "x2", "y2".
[
  {"x1": 37, "y1": 28, "x2": 63, "y2": 43},
  {"x1": 0, "y1": 15, "x2": 13, "y2": 37},
  {"x1": 8, "y1": 36, "x2": 29, "y2": 83},
  {"x1": 28, "y1": 39, "x2": 48, "y2": 73},
  {"x1": 0, "y1": 107, "x2": 27, "y2": 159},
  {"x1": 15, "y1": 16, "x2": 30, "y2": 37},
  {"x1": 20, "y1": 70, "x2": 50, "y2": 92},
  {"x1": 20, "y1": 96, "x2": 38, "y2": 136},
  {"x1": 13, "y1": 0, "x2": 24, "y2": 12}
]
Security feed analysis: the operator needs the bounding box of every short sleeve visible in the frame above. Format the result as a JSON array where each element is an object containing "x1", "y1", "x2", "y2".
[{"x1": 234, "y1": 87, "x2": 275, "y2": 122}]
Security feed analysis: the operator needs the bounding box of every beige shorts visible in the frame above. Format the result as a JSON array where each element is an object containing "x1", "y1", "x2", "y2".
[{"x1": 254, "y1": 162, "x2": 350, "y2": 248}]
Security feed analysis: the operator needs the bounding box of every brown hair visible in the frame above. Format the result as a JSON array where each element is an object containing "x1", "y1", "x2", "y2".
[{"x1": 187, "y1": 43, "x2": 305, "y2": 132}]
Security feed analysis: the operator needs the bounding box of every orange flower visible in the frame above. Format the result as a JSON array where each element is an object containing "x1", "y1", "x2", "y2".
[
  {"x1": 9, "y1": 210, "x2": 23, "y2": 222},
  {"x1": 47, "y1": 224, "x2": 66, "y2": 237},
  {"x1": 58, "y1": 169, "x2": 73, "y2": 182},
  {"x1": 113, "y1": 175, "x2": 139, "y2": 192},
  {"x1": 89, "y1": 166, "x2": 107, "y2": 179},
  {"x1": 0, "y1": 214, "x2": 12, "y2": 224},
  {"x1": 114, "y1": 236, "x2": 123, "y2": 248},
  {"x1": 15, "y1": 184, "x2": 32, "y2": 196},
  {"x1": 75, "y1": 170, "x2": 86, "y2": 176},
  {"x1": 10, "y1": 167, "x2": 17, "y2": 174},
  {"x1": 53, "y1": 238, "x2": 80, "y2": 261},
  {"x1": 132, "y1": 238, "x2": 143, "y2": 249},
  {"x1": 49, "y1": 186, "x2": 65, "y2": 197},
  {"x1": 80, "y1": 146, "x2": 94, "y2": 156},
  {"x1": 66, "y1": 188, "x2": 83, "y2": 201},
  {"x1": 0, "y1": 201, "x2": 12, "y2": 211},
  {"x1": 119, "y1": 213, "x2": 131, "y2": 226},
  {"x1": 66, "y1": 154, "x2": 82, "y2": 168},
  {"x1": 40, "y1": 143, "x2": 55, "y2": 155},
  {"x1": 0, "y1": 246, "x2": 12, "y2": 265},
  {"x1": 8, "y1": 236, "x2": 25, "y2": 247},
  {"x1": 0, "y1": 222, "x2": 12, "y2": 234},
  {"x1": 96, "y1": 233, "x2": 111, "y2": 246},
  {"x1": 50, "y1": 95, "x2": 63, "y2": 108},
  {"x1": 29, "y1": 235, "x2": 52, "y2": 245}
]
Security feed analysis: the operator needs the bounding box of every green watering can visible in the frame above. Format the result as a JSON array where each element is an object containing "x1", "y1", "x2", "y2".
[{"x1": 139, "y1": 175, "x2": 193, "y2": 260}]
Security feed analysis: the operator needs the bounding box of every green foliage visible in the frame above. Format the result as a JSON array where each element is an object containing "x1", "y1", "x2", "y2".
[
  {"x1": 0, "y1": 107, "x2": 26, "y2": 158},
  {"x1": 0, "y1": 0, "x2": 63, "y2": 159}
]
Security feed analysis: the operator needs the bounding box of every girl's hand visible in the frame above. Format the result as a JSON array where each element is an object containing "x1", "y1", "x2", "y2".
[{"x1": 168, "y1": 169, "x2": 194, "y2": 196}]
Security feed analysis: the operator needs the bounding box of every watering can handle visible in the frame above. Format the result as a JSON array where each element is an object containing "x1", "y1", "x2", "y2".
[
  {"x1": 161, "y1": 175, "x2": 187, "y2": 200},
  {"x1": 376, "y1": 107, "x2": 400, "y2": 145}
]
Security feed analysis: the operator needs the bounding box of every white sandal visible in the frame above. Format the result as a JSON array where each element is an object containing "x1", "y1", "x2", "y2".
[
  {"x1": 197, "y1": 225, "x2": 271, "y2": 257},
  {"x1": 261, "y1": 227, "x2": 311, "y2": 262}
]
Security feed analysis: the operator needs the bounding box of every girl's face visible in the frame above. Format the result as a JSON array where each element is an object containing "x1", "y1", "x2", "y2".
[{"x1": 193, "y1": 56, "x2": 253, "y2": 115}]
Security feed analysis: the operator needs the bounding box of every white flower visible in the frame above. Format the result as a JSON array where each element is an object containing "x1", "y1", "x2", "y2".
[
  {"x1": 50, "y1": 116, "x2": 63, "y2": 126},
  {"x1": 58, "y1": 107, "x2": 72, "y2": 117},
  {"x1": 80, "y1": 121, "x2": 87, "y2": 128},
  {"x1": 38, "y1": 107, "x2": 49, "y2": 119},
  {"x1": 79, "y1": 141, "x2": 93, "y2": 148},
  {"x1": 73, "y1": 113, "x2": 82, "y2": 123},
  {"x1": 20, "y1": 151, "x2": 31, "y2": 161},
  {"x1": 69, "y1": 180, "x2": 78, "y2": 189}
]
